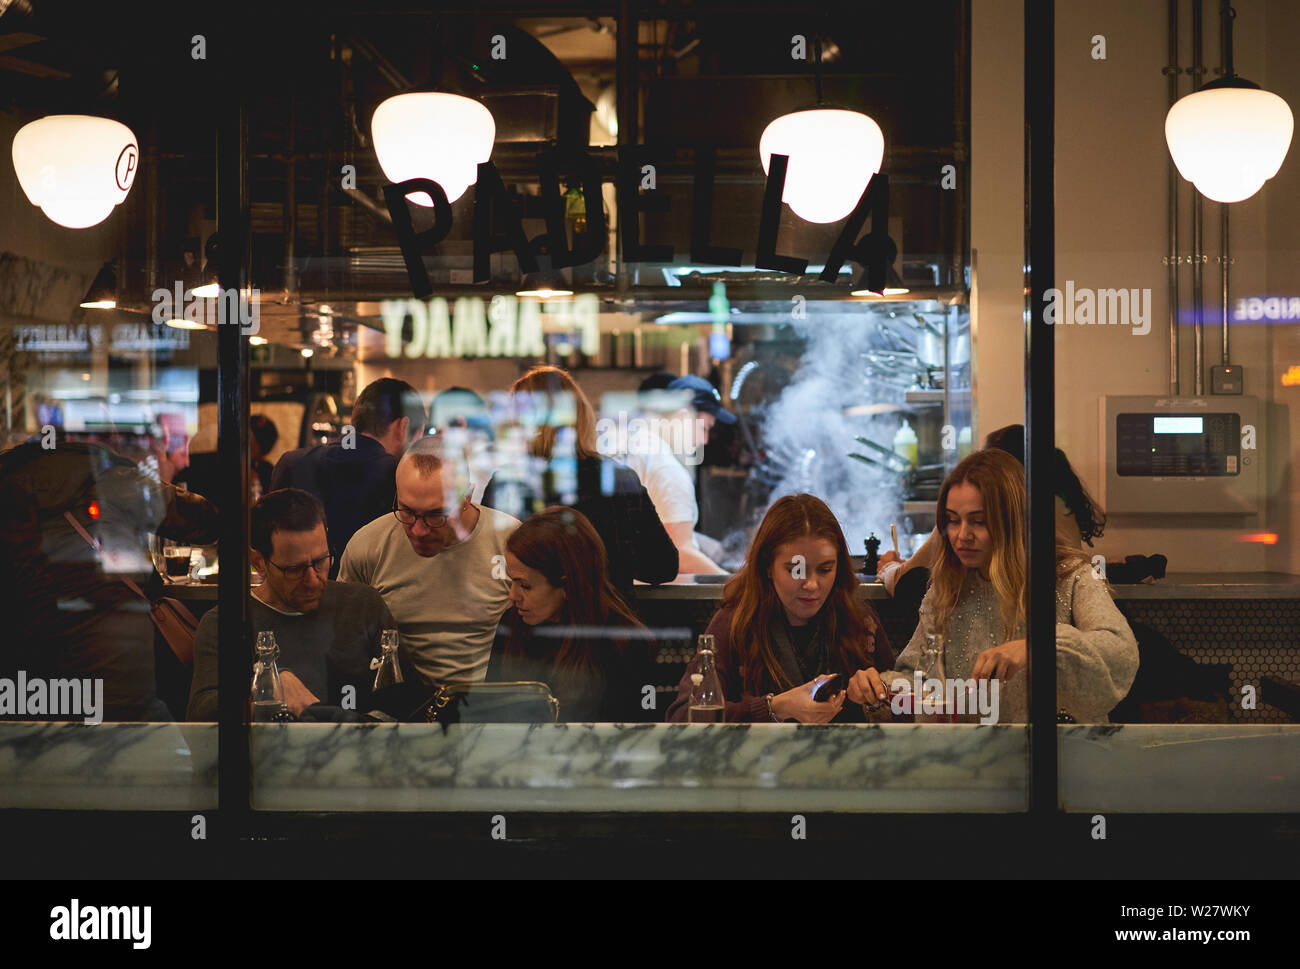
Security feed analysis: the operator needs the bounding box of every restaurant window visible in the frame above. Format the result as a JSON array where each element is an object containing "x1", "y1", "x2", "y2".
[
  {"x1": 11, "y1": 0, "x2": 1295, "y2": 839},
  {"x1": 0, "y1": 18, "x2": 221, "y2": 809},
  {"x1": 1048, "y1": 0, "x2": 1300, "y2": 814}
]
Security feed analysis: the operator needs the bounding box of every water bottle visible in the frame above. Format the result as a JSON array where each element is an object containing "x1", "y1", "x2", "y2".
[
  {"x1": 250, "y1": 631, "x2": 292, "y2": 722},
  {"x1": 687, "y1": 634, "x2": 725, "y2": 723},
  {"x1": 372, "y1": 629, "x2": 403, "y2": 691},
  {"x1": 917, "y1": 632, "x2": 951, "y2": 723}
]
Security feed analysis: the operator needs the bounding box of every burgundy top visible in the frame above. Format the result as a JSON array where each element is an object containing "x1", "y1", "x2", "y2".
[{"x1": 664, "y1": 604, "x2": 893, "y2": 723}]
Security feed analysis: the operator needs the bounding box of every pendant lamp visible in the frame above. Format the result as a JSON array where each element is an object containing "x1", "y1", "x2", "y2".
[
  {"x1": 80, "y1": 261, "x2": 118, "y2": 309},
  {"x1": 1165, "y1": 2, "x2": 1293, "y2": 203},
  {"x1": 758, "y1": 34, "x2": 884, "y2": 224},
  {"x1": 760, "y1": 108, "x2": 885, "y2": 223},
  {"x1": 12, "y1": 115, "x2": 138, "y2": 228},
  {"x1": 371, "y1": 93, "x2": 495, "y2": 206}
]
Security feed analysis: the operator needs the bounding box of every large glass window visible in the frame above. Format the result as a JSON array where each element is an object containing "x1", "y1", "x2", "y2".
[
  {"x1": 4, "y1": 1, "x2": 1295, "y2": 866},
  {"x1": 1050, "y1": 0, "x2": 1300, "y2": 814}
]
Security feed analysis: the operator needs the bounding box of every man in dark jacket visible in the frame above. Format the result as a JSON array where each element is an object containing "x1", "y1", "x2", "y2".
[{"x1": 271, "y1": 378, "x2": 427, "y2": 578}]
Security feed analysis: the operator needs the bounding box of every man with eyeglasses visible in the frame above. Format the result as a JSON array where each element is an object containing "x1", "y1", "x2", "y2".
[
  {"x1": 186, "y1": 489, "x2": 396, "y2": 720},
  {"x1": 338, "y1": 437, "x2": 517, "y2": 686}
]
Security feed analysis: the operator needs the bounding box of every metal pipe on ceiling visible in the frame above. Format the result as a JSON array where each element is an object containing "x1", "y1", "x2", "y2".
[
  {"x1": 1217, "y1": 0, "x2": 1232, "y2": 367},
  {"x1": 284, "y1": 87, "x2": 298, "y2": 298},
  {"x1": 1165, "y1": 0, "x2": 1181, "y2": 396},
  {"x1": 615, "y1": 0, "x2": 637, "y2": 293},
  {"x1": 1190, "y1": 0, "x2": 1205, "y2": 395}
]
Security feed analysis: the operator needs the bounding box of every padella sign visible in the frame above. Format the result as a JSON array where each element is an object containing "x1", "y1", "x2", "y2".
[
  {"x1": 383, "y1": 149, "x2": 895, "y2": 298},
  {"x1": 380, "y1": 293, "x2": 599, "y2": 359}
]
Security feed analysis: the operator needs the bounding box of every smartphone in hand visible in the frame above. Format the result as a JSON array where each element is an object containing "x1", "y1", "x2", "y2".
[{"x1": 812, "y1": 673, "x2": 846, "y2": 702}]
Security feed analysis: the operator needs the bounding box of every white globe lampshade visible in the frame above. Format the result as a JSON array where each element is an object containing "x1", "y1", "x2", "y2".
[
  {"x1": 1165, "y1": 86, "x2": 1293, "y2": 203},
  {"x1": 371, "y1": 93, "x2": 496, "y2": 206},
  {"x1": 12, "y1": 115, "x2": 139, "y2": 229},
  {"x1": 759, "y1": 108, "x2": 884, "y2": 223}
]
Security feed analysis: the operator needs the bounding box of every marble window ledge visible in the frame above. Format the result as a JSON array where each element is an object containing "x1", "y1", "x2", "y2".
[{"x1": 0, "y1": 722, "x2": 1296, "y2": 814}]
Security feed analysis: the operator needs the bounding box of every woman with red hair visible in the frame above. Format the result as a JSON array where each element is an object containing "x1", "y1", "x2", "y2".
[
  {"x1": 486, "y1": 506, "x2": 655, "y2": 722},
  {"x1": 666, "y1": 494, "x2": 893, "y2": 723}
]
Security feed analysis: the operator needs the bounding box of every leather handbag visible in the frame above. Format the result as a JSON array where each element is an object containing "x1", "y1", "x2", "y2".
[
  {"x1": 366, "y1": 681, "x2": 560, "y2": 724},
  {"x1": 63, "y1": 510, "x2": 199, "y2": 666}
]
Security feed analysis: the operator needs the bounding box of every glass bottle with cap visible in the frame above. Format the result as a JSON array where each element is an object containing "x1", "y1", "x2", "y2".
[
  {"x1": 687, "y1": 634, "x2": 725, "y2": 723},
  {"x1": 371, "y1": 629, "x2": 403, "y2": 691},
  {"x1": 250, "y1": 631, "x2": 293, "y2": 722}
]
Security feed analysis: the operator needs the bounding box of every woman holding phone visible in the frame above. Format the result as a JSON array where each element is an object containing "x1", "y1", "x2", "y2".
[
  {"x1": 666, "y1": 494, "x2": 893, "y2": 723},
  {"x1": 485, "y1": 506, "x2": 655, "y2": 722},
  {"x1": 877, "y1": 449, "x2": 1138, "y2": 722}
]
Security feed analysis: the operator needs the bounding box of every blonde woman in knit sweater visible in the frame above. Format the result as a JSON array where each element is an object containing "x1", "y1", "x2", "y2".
[{"x1": 878, "y1": 449, "x2": 1138, "y2": 723}]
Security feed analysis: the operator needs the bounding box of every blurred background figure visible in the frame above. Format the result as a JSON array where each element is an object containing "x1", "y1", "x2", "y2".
[
  {"x1": 176, "y1": 413, "x2": 280, "y2": 504},
  {"x1": 482, "y1": 365, "x2": 677, "y2": 593},
  {"x1": 0, "y1": 438, "x2": 218, "y2": 720},
  {"x1": 272, "y1": 377, "x2": 427, "y2": 577},
  {"x1": 616, "y1": 374, "x2": 735, "y2": 577}
]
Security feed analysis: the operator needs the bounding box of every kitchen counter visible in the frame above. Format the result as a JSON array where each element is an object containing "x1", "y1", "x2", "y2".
[
  {"x1": 635, "y1": 572, "x2": 1300, "y2": 601},
  {"x1": 2, "y1": 722, "x2": 1297, "y2": 814},
  {"x1": 163, "y1": 572, "x2": 1300, "y2": 604}
]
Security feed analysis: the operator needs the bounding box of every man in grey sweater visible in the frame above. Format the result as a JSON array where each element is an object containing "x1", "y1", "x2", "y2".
[
  {"x1": 339, "y1": 437, "x2": 518, "y2": 686},
  {"x1": 186, "y1": 489, "x2": 395, "y2": 720}
]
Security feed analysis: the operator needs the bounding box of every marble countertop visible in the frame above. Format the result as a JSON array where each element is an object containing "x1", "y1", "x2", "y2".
[{"x1": 2, "y1": 722, "x2": 1297, "y2": 814}]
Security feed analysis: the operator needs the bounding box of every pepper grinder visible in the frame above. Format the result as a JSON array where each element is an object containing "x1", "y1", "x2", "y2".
[{"x1": 863, "y1": 533, "x2": 881, "y2": 575}]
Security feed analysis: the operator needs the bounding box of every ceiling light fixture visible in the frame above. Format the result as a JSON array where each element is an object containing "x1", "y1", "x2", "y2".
[
  {"x1": 1165, "y1": 2, "x2": 1293, "y2": 203},
  {"x1": 371, "y1": 93, "x2": 495, "y2": 206},
  {"x1": 12, "y1": 115, "x2": 138, "y2": 228},
  {"x1": 758, "y1": 33, "x2": 884, "y2": 224},
  {"x1": 516, "y1": 271, "x2": 573, "y2": 299},
  {"x1": 79, "y1": 261, "x2": 117, "y2": 308},
  {"x1": 189, "y1": 270, "x2": 220, "y2": 300},
  {"x1": 852, "y1": 266, "x2": 909, "y2": 298}
]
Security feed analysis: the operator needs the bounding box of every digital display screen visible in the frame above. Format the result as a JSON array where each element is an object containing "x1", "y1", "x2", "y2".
[{"x1": 1153, "y1": 417, "x2": 1203, "y2": 434}]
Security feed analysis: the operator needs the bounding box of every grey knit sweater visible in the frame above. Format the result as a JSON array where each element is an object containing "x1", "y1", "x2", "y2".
[{"x1": 881, "y1": 565, "x2": 1139, "y2": 723}]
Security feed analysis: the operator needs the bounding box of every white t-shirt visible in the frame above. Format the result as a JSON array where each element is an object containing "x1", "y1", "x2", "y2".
[
  {"x1": 338, "y1": 505, "x2": 518, "y2": 685},
  {"x1": 617, "y1": 427, "x2": 698, "y2": 528}
]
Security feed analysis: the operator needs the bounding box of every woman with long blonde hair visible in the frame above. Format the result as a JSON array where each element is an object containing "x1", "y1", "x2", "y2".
[
  {"x1": 879, "y1": 449, "x2": 1138, "y2": 722},
  {"x1": 666, "y1": 494, "x2": 893, "y2": 723}
]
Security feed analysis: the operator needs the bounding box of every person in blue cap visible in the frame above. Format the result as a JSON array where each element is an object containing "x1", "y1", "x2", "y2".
[{"x1": 618, "y1": 374, "x2": 736, "y2": 577}]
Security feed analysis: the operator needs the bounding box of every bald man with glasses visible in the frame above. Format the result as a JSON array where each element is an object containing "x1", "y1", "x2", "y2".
[
  {"x1": 186, "y1": 489, "x2": 396, "y2": 720},
  {"x1": 338, "y1": 437, "x2": 518, "y2": 686}
]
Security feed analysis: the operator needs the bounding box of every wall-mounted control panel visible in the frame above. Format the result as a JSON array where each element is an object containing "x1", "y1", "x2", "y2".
[{"x1": 1101, "y1": 396, "x2": 1259, "y2": 514}]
